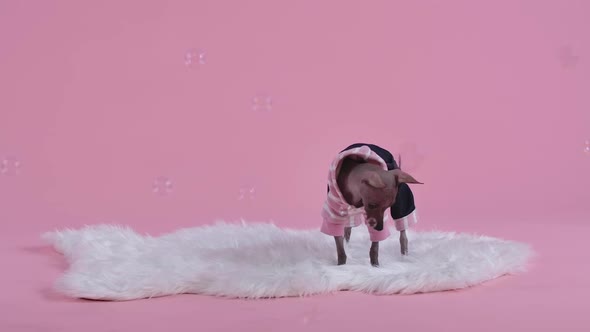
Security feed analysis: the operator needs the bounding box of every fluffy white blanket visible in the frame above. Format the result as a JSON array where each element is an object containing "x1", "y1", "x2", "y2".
[{"x1": 42, "y1": 221, "x2": 533, "y2": 300}]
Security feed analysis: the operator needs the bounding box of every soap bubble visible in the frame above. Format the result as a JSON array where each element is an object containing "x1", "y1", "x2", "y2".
[
  {"x1": 152, "y1": 176, "x2": 173, "y2": 195},
  {"x1": 252, "y1": 93, "x2": 273, "y2": 112},
  {"x1": 238, "y1": 186, "x2": 256, "y2": 200},
  {"x1": 0, "y1": 156, "x2": 21, "y2": 176},
  {"x1": 396, "y1": 141, "x2": 425, "y2": 172},
  {"x1": 584, "y1": 140, "x2": 590, "y2": 154},
  {"x1": 301, "y1": 304, "x2": 319, "y2": 325},
  {"x1": 184, "y1": 48, "x2": 206, "y2": 66},
  {"x1": 559, "y1": 45, "x2": 580, "y2": 68}
]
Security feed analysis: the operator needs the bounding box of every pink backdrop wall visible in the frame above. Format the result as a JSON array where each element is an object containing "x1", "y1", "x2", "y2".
[{"x1": 1, "y1": 0, "x2": 589, "y2": 236}]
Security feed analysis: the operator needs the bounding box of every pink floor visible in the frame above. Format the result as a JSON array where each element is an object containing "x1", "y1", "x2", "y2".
[{"x1": 4, "y1": 212, "x2": 589, "y2": 332}]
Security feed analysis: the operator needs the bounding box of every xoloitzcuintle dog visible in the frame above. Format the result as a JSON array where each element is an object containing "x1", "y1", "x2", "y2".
[{"x1": 324, "y1": 143, "x2": 422, "y2": 267}]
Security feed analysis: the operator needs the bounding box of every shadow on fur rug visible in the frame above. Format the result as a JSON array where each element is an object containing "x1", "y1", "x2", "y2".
[{"x1": 42, "y1": 221, "x2": 533, "y2": 300}]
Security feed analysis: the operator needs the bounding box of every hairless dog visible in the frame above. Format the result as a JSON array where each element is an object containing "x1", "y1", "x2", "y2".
[{"x1": 321, "y1": 144, "x2": 422, "y2": 267}]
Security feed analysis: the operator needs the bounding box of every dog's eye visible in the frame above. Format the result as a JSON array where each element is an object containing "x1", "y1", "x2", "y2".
[{"x1": 367, "y1": 204, "x2": 378, "y2": 209}]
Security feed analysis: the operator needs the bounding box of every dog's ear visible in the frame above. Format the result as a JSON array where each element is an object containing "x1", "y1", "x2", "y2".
[
  {"x1": 361, "y1": 172, "x2": 386, "y2": 189},
  {"x1": 390, "y1": 169, "x2": 423, "y2": 184}
]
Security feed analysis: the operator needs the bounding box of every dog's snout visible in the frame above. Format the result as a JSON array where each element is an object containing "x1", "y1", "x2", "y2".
[
  {"x1": 374, "y1": 221, "x2": 384, "y2": 231},
  {"x1": 367, "y1": 217, "x2": 384, "y2": 231}
]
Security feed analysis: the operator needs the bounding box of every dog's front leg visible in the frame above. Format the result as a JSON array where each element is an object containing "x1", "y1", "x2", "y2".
[
  {"x1": 344, "y1": 227, "x2": 352, "y2": 242},
  {"x1": 400, "y1": 230, "x2": 408, "y2": 255},
  {"x1": 370, "y1": 242, "x2": 379, "y2": 267},
  {"x1": 334, "y1": 236, "x2": 347, "y2": 265}
]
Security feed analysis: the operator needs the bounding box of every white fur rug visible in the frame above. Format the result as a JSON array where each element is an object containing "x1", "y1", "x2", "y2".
[{"x1": 42, "y1": 221, "x2": 533, "y2": 300}]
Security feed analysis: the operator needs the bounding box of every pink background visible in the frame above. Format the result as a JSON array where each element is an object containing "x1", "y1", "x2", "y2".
[{"x1": 1, "y1": 1, "x2": 589, "y2": 331}]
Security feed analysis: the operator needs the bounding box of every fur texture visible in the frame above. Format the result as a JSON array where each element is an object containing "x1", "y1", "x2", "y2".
[{"x1": 42, "y1": 221, "x2": 533, "y2": 300}]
